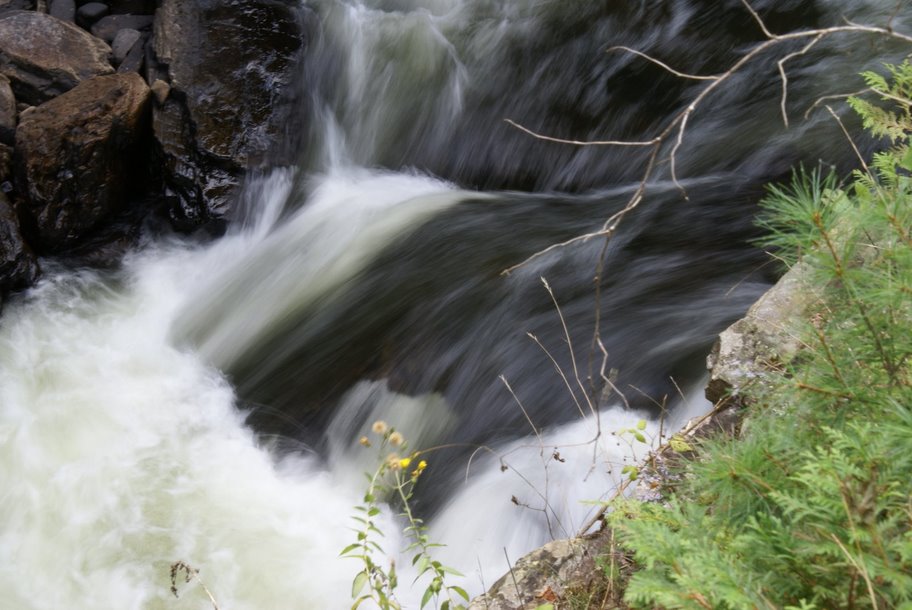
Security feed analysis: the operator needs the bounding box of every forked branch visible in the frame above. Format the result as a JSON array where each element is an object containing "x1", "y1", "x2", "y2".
[{"x1": 501, "y1": 0, "x2": 912, "y2": 275}]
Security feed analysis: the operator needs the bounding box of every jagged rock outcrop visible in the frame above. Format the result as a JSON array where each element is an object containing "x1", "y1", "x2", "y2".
[
  {"x1": 0, "y1": 10, "x2": 113, "y2": 105},
  {"x1": 705, "y1": 262, "x2": 818, "y2": 406},
  {"x1": 14, "y1": 72, "x2": 150, "y2": 250},
  {"x1": 468, "y1": 536, "x2": 612, "y2": 610},
  {"x1": 151, "y1": 0, "x2": 305, "y2": 227},
  {"x1": 0, "y1": 191, "x2": 38, "y2": 297}
]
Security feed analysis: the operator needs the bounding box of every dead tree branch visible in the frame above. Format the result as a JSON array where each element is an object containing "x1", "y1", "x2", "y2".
[{"x1": 501, "y1": 0, "x2": 912, "y2": 275}]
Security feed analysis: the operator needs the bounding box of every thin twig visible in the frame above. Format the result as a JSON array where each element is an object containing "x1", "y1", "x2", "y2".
[{"x1": 606, "y1": 45, "x2": 719, "y2": 81}]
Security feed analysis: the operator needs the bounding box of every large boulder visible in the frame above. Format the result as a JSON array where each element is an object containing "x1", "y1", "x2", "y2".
[
  {"x1": 14, "y1": 72, "x2": 150, "y2": 251},
  {"x1": 152, "y1": 0, "x2": 305, "y2": 227},
  {"x1": 0, "y1": 191, "x2": 38, "y2": 296},
  {"x1": 0, "y1": 11, "x2": 113, "y2": 105}
]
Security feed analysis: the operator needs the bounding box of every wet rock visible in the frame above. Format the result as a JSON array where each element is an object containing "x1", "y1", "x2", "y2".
[
  {"x1": 91, "y1": 13, "x2": 152, "y2": 42},
  {"x1": 0, "y1": 191, "x2": 39, "y2": 295},
  {"x1": 14, "y1": 72, "x2": 150, "y2": 250},
  {"x1": 0, "y1": 74, "x2": 14, "y2": 145},
  {"x1": 111, "y1": 27, "x2": 141, "y2": 64},
  {"x1": 49, "y1": 0, "x2": 75, "y2": 21},
  {"x1": 468, "y1": 536, "x2": 611, "y2": 610},
  {"x1": 0, "y1": 11, "x2": 113, "y2": 105},
  {"x1": 705, "y1": 262, "x2": 818, "y2": 406},
  {"x1": 152, "y1": 0, "x2": 305, "y2": 226},
  {"x1": 0, "y1": 141, "x2": 11, "y2": 181},
  {"x1": 76, "y1": 2, "x2": 108, "y2": 28}
]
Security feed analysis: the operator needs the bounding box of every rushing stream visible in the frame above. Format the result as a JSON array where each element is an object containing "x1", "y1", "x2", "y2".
[{"x1": 2, "y1": 1, "x2": 911, "y2": 608}]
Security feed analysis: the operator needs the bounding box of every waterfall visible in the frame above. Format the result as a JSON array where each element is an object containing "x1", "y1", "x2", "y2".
[{"x1": 2, "y1": 0, "x2": 910, "y2": 607}]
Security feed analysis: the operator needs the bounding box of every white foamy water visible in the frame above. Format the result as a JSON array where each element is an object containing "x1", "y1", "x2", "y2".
[{"x1": 0, "y1": 164, "x2": 712, "y2": 609}]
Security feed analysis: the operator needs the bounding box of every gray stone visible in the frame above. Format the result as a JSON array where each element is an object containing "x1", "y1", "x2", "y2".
[
  {"x1": 111, "y1": 27, "x2": 141, "y2": 64},
  {"x1": 468, "y1": 536, "x2": 612, "y2": 609},
  {"x1": 115, "y1": 35, "x2": 144, "y2": 74},
  {"x1": 0, "y1": 191, "x2": 39, "y2": 295},
  {"x1": 49, "y1": 0, "x2": 75, "y2": 21},
  {"x1": 91, "y1": 13, "x2": 152, "y2": 42},
  {"x1": 705, "y1": 261, "x2": 818, "y2": 406},
  {"x1": 0, "y1": 11, "x2": 113, "y2": 105},
  {"x1": 0, "y1": 74, "x2": 14, "y2": 145},
  {"x1": 14, "y1": 72, "x2": 150, "y2": 250},
  {"x1": 152, "y1": 0, "x2": 306, "y2": 227},
  {"x1": 76, "y1": 1, "x2": 107, "y2": 29}
]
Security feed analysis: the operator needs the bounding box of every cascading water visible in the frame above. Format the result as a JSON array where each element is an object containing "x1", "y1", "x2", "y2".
[{"x1": 2, "y1": 1, "x2": 910, "y2": 608}]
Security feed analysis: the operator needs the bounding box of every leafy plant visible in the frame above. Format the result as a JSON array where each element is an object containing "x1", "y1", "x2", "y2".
[
  {"x1": 607, "y1": 62, "x2": 912, "y2": 610},
  {"x1": 342, "y1": 421, "x2": 470, "y2": 610}
]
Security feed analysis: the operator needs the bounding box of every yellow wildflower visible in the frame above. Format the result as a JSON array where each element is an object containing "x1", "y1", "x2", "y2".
[
  {"x1": 358, "y1": 436, "x2": 371, "y2": 447},
  {"x1": 398, "y1": 457, "x2": 412, "y2": 469}
]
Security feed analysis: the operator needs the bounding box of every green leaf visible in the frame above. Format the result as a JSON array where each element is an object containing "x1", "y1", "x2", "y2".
[
  {"x1": 340, "y1": 543, "x2": 361, "y2": 556},
  {"x1": 420, "y1": 587, "x2": 434, "y2": 609},
  {"x1": 634, "y1": 432, "x2": 646, "y2": 443},
  {"x1": 637, "y1": 419, "x2": 647, "y2": 431},
  {"x1": 450, "y1": 585, "x2": 470, "y2": 601},
  {"x1": 534, "y1": 605, "x2": 555, "y2": 610},
  {"x1": 351, "y1": 571, "x2": 369, "y2": 598}
]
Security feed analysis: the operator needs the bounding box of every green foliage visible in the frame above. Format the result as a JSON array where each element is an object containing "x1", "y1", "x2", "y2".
[
  {"x1": 342, "y1": 422, "x2": 467, "y2": 610},
  {"x1": 607, "y1": 62, "x2": 912, "y2": 610}
]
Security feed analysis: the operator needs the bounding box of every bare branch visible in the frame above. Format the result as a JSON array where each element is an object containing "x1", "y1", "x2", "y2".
[
  {"x1": 740, "y1": 0, "x2": 778, "y2": 39},
  {"x1": 825, "y1": 105, "x2": 872, "y2": 177},
  {"x1": 606, "y1": 46, "x2": 719, "y2": 81},
  {"x1": 502, "y1": 12, "x2": 912, "y2": 273},
  {"x1": 778, "y1": 34, "x2": 824, "y2": 128},
  {"x1": 503, "y1": 119, "x2": 658, "y2": 147}
]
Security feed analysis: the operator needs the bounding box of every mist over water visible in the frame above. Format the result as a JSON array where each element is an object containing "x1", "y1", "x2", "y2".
[{"x1": 2, "y1": 0, "x2": 911, "y2": 607}]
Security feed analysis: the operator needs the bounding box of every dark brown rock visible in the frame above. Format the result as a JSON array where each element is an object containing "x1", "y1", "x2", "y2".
[
  {"x1": 91, "y1": 13, "x2": 152, "y2": 42},
  {"x1": 0, "y1": 11, "x2": 113, "y2": 105},
  {"x1": 0, "y1": 141, "x2": 11, "y2": 181},
  {"x1": 0, "y1": 191, "x2": 39, "y2": 295},
  {"x1": 152, "y1": 0, "x2": 305, "y2": 226},
  {"x1": 0, "y1": 73, "x2": 14, "y2": 145},
  {"x1": 14, "y1": 72, "x2": 150, "y2": 250}
]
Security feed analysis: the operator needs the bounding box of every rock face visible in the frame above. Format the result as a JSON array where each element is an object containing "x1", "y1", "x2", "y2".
[
  {"x1": 152, "y1": 0, "x2": 305, "y2": 226},
  {"x1": 705, "y1": 262, "x2": 818, "y2": 406},
  {"x1": 468, "y1": 536, "x2": 612, "y2": 610},
  {"x1": 14, "y1": 72, "x2": 150, "y2": 250},
  {"x1": 0, "y1": 11, "x2": 113, "y2": 105},
  {"x1": 0, "y1": 191, "x2": 38, "y2": 296},
  {"x1": 0, "y1": 73, "x2": 14, "y2": 144}
]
